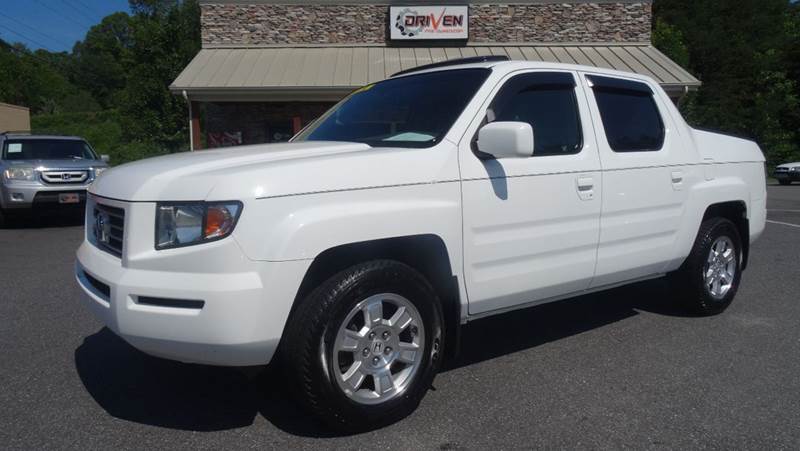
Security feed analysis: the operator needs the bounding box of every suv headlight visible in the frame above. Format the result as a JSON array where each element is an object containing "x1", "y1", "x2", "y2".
[
  {"x1": 155, "y1": 202, "x2": 242, "y2": 250},
  {"x1": 3, "y1": 167, "x2": 36, "y2": 181}
]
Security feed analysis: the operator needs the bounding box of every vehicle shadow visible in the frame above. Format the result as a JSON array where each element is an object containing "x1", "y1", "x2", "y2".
[
  {"x1": 445, "y1": 277, "x2": 695, "y2": 371},
  {"x1": 74, "y1": 330, "x2": 265, "y2": 432},
  {"x1": 74, "y1": 277, "x2": 695, "y2": 437}
]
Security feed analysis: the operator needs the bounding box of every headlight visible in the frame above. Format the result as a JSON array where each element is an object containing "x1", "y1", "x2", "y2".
[
  {"x1": 3, "y1": 167, "x2": 36, "y2": 181},
  {"x1": 791, "y1": 167, "x2": 798, "y2": 172},
  {"x1": 155, "y1": 202, "x2": 242, "y2": 250},
  {"x1": 94, "y1": 167, "x2": 108, "y2": 177}
]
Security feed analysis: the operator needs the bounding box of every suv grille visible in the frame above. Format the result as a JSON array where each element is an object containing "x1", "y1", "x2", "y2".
[
  {"x1": 92, "y1": 203, "x2": 125, "y2": 257},
  {"x1": 41, "y1": 170, "x2": 89, "y2": 184}
]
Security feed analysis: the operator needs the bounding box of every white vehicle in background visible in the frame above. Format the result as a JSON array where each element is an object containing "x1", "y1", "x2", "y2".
[
  {"x1": 773, "y1": 162, "x2": 800, "y2": 185},
  {"x1": 75, "y1": 56, "x2": 766, "y2": 430}
]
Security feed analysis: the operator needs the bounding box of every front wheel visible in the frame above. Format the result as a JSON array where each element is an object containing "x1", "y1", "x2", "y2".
[
  {"x1": 778, "y1": 179, "x2": 791, "y2": 186},
  {"x1": 670, "y1": 217, "x2": 742, "y2": 315},
  {"x1": 280, "y1": 260, "x2": 443, "y2": 431}
]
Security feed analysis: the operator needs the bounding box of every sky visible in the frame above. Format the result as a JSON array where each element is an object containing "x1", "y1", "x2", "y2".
[{"x1": 0, "y1": 0, "x2": 130, "y2": 53}]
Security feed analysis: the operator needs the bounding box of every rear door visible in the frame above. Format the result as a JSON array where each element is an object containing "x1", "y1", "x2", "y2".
[
  {"x1": 580, "y1": 74, "x2": 690, "y2": 287},
  {"x1": 460, "y1": 70, "x2": 602, "y2": 315}
]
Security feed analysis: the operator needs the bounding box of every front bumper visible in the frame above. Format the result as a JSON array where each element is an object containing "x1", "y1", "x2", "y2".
[
  {"x1": 75, "y1": 195, "x2": 311, "y2": 366},
  {"x1": 773, "y1": 170, "x2": 800, "y2": 181},
  {"x1": 1, "y1": 181, "x2": 90, "y2": 209}
]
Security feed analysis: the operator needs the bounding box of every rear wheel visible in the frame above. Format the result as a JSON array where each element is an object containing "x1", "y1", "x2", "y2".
[
  {"x1": 281, "y1": 260, "x2": 443, "y2": 431},
  {"x1": 671, "y1": 217, "x2": 742, "y2": 315}
]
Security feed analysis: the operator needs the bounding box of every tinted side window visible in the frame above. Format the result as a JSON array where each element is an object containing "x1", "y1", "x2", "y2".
[
  {"x1": 590, "y1": 77, "x2": 665, "y2": 152},
  {"x1": 490, "y1": 73, "x2": 583, "y2": 157}
]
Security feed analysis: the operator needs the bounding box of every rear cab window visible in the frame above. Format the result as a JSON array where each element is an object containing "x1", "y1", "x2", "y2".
[{"x1": 587, "y1": 75, "x2": 665, "y2": 152}]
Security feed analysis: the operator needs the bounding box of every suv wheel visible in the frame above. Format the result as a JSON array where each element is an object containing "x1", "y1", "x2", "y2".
[
  {"x1": 281, "y1": 260, "x2": 444, "y2": 431},
  {"x1": 671, "y1": 217, "x2": 742, "y2": 315},
  {"x1": 778, "y1": 179, "x2": 791, "y2": 186}
]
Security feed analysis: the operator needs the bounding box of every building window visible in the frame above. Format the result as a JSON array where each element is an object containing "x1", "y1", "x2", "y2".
[{"x1": 265, "y1": 119, "x2": 294, "y2": 143}]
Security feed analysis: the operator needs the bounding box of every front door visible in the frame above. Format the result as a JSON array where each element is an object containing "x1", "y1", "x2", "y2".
[{"x1": 460, "y1": 71, "x2": 602, "y2": 315}]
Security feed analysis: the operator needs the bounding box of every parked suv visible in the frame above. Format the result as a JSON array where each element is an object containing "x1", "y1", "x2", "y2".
[
  {"x1": 0, "y1": 133, "x2": 109, "y2": 225},
  {"x1": 75, "y1": 57, "x2": 767, "y2": 430}
]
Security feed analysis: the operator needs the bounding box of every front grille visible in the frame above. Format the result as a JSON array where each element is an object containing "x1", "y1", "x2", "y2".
[
  {"x1": 92, "y1": 203, "x2": 125, "y2": 257},
  {"x1": 41, "y1": 170, "x2": 89, "y2": 184}
]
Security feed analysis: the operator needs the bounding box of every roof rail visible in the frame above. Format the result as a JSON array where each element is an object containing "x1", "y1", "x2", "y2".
[{"x1": 391, "y1": 55, "x2": 510, "y2": 77}]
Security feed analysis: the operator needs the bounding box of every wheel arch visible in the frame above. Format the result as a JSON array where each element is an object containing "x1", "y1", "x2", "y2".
[
  {"x1": 701, "y1": 200, "x2": 750, "y2": 270},
  {"x1": 290, "y1": 234, "x2": 463, "y2": 361}
]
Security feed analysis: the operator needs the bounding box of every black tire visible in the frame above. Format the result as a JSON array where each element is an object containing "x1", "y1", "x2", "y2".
[
  {"x1": 280, "y1": 260, "x2": 444, "y2": 431},
  {"x1": 0, "y1": 208, "x2": 7, "y2": 228},
  {"x1": 670, "y1": 217, "x2": 742, "y2": 315},
  {"x1": 778, "y1": 179, "x2": 791, "y2": 186}
]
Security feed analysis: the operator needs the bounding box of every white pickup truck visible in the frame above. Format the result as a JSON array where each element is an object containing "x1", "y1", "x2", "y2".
[{"x1": 75, "y1": 56, "x2": 766, "y2": 429}]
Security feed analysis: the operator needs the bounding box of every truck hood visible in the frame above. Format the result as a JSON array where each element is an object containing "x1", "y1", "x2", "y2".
[{"x1": 89, "y1": 141, "x2": 459, "y2": 202}]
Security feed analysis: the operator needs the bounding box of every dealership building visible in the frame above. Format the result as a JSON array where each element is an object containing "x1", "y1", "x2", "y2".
[{"x1": 171, "y1": 0, "x2": 700, "y2": 149}]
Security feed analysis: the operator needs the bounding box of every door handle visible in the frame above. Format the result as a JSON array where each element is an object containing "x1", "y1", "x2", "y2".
[
  {"x1": 576, "y1": 176, "x2": 594, "y2": 200},
  {"x1": 577, "y1": 176, "x2": 594, "y2": 190},
  {"x1": 671, "y1": 170, "x2": 684, "y2": 190}
]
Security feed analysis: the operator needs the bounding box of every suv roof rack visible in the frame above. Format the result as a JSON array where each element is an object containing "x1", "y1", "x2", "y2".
[{"x1": 391, "y1": 55, "x2": 510, "y2": 78}]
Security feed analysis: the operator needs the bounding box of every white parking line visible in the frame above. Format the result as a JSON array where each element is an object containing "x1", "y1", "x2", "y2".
[
  {"x1": 767, "y1": 209, "x2": 800, "y2": 213},
  {"x1": 766, "y1": 220, "x2": 800, "y2": 229}
]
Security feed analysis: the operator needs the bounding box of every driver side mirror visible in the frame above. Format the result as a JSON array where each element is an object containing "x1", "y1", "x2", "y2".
[
  {"x1": 476, "y1": 122, "x2": 534, "y2": 159},
  {"x1": 100, "y1": 154, "x2": 110, "y2": 163}
]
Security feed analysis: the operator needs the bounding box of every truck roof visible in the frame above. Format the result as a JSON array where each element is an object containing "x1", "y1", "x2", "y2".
[{"x1": 390, "y1": 57, "x2": 656, "y2": 86}]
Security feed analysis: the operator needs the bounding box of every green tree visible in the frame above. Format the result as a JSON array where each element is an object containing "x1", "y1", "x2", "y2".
[
  {"x1": 651, "y1": 18, "x2": 689, "y2": 68},
  {"x1": 70, "y1": 12, "x2": 134, "y2": 108},
  {"x1": 119, "y1": 0, "x2": 200, "y2": 152},
  {"x1": 0, "y1": 41, "x2": 97, "y2": 115},
  {"x1": 654, "y1": 0, "x2": 800, "y2": 167}
]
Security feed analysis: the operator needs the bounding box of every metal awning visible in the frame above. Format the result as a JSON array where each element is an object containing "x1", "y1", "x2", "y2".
[{"x1": 171, "y1": 43, "x2": 700, "y2": 102}]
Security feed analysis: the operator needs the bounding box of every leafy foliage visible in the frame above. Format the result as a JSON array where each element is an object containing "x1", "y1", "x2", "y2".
[
  {"x1": 0, "y1": 1, "x2": 199, "y2": 163},
  {"x1": 654, "y1": 0, "x2": 800, "y2": 167},
  {"x1": 31, "y1": 110, "x2": 166, "y2": 164}
]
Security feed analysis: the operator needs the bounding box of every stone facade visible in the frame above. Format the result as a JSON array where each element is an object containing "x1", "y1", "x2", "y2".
[
  {"x1": 201, "y1": 2, "x2": 652, "y2": 47},
  {"x1": 470, "y1": 3, "x2": 651, "y2": 43}
]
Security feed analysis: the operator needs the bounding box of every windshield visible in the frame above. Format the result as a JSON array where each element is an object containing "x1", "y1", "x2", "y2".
[
  {"x1": 294, "y1": 68, "x2": 491, "y2": 148},
  {"x1": 2, "y1": 139, "x2": 98, "y2": 160}
]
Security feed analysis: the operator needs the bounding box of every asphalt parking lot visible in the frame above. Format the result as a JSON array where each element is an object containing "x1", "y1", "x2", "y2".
[{"x1": 1, "y1": 184, "x2": 799, "y2": 450}]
